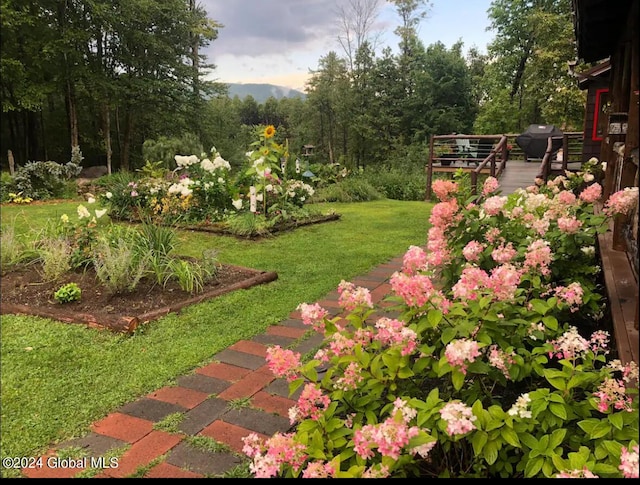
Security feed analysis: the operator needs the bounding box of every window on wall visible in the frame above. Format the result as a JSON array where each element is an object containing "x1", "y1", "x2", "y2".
[{"x1": 592, "y1": 88, "x2": 610, "y2": 141}]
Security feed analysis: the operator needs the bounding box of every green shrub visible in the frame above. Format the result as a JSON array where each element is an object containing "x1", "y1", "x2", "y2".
[
  {"x1": 362, "y1": 165, "x2": 426, "y2": 201},
  {"x1": 11, "y1": 160, "x2": 81, "y2": 200},
  {"x1": 310, "y1": 178, "x2": 383, "y2": 203},
  {"x1": 53, "y1": 283, "x2": 82, "y2": 304},
  {"x1": 1, "y1": 171, "x2": 15, "y2": 203}
]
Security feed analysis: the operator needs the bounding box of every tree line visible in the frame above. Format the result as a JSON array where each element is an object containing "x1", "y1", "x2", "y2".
[{"x1": 0, "y1": 0, "x2": 588, "y2": 174}]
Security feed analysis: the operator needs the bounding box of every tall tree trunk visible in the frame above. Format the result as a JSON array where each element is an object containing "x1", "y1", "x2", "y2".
[
  {"x1": 189, "y1": 0, "x2": 199, "y2": 100},
  {"x1": 101, "y1": 102, "x2": 112, "y2": 174},
  {"x1": 510, "y1": 41, "x2": 532, "y2": 102},
  {"x1": 121, "y1": 109, "x2": 133, "y2": 172},
  {"x1": 8, "y1": 112, "x2": 22, "y2": 166},
  {"x1": 40, "y1": 109, "x2": 48, "y2": 161},
  {"x1": 66, "y1": 79, "x2": 79, "y2": 148},
  {"x1": 115, "y1": 105, "x2": 122, "y2": 171}
]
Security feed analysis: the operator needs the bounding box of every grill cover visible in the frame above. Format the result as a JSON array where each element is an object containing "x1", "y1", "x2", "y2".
[{"x1": 515, "y1": 124, "x2": 563, "y2": 159}]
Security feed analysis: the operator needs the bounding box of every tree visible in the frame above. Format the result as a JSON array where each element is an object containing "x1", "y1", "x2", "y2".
[
  {"x1": 334, "y1": 0, "x2": 383, "y2": 73},
  {"x1": 306, "y1": 52, "x2": 350, "y2": 164},
  {"x1": 476, "y1": 0, "x2": 585, "y2": 133}
]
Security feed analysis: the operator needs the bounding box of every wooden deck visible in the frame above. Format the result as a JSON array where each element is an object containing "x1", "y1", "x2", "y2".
[
  {"x1": 597, "y1": 224, "x2": 639, "y2": 366},
  {"x1": 496, "y1": 160, "x2": 541, "y2": 194}
]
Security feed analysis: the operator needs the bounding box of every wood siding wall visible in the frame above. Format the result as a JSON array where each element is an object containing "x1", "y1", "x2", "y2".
[{"x1": 581, "y1": 79, "x2": 610, "y2": 162}]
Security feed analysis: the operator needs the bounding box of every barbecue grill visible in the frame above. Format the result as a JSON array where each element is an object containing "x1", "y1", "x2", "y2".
[{"x1": 515, "y1": 124, "x2": 563, "y2": 159}]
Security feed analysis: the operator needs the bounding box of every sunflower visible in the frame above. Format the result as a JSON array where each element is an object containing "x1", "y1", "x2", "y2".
[{"x1": 264, "y1": 125, "x2": 276, "y2": 139}]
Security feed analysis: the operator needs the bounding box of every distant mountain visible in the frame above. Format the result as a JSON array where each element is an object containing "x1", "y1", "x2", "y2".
[{"x1": 225, "y1": 83, "x2": 306, "y2": 103}]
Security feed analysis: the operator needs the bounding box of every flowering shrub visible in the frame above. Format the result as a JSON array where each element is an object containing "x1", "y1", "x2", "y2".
[
  {"x1": 100, "y1": 127, "x2": 321, "y2": 232},
  {"x1": 243, "y1": 167, "x2": 639, "y2": 478},
  {"x1": 235, "y1": 125, "x2": 314, "y2": 216}
]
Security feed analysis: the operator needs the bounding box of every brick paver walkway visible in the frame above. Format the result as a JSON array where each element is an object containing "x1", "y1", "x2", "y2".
[{"x1": 21, "y1": 255, "x2": 404, "y2": 478}]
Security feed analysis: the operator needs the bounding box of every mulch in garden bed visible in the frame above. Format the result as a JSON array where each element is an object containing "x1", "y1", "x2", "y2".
[{"x1": 0, "y1": 262, "x2": 278, "y2": 334}]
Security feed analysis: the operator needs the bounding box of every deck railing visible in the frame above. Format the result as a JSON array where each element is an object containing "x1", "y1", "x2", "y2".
[
  {"x1": 426, "y1": 134, "x2": 509, "y2": 200},
  {"x1": 534, "y1": 131, "x2": 584, "y2": 181}
]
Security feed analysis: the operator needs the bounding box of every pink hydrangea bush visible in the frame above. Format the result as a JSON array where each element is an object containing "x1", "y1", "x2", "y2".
[{"x1": 243, "y1": 170, "x2": 638, "y2": 478}]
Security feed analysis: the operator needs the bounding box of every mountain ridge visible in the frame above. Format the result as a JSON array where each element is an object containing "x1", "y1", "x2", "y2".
[{"x1": 225, "y1": 83, "x2": 306, "y2": 103}]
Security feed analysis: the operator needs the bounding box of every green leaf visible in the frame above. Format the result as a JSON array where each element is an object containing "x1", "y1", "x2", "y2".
[
  {"x1": 548, "y1": 428, "x2": 567, "y2": 449},
  {"x1": 529, "y1": 299, "x2": 549, "y2": 316},
  {"x1": 543, "y1": 369, "x2": 567, "y2": 390},
  {"x1": 520, "y1": 432, "x2": 538, "y2": 450},
  {"x1": 549, "y1": 403, "x2": 567, "y2": 420},
  {"x1": 524, "y1": 456, "x2": 544, "y2": 477},
  {"x1": 471, "y1": 430, "x2": 488, "y2": 455},
  {"x1": 452, "y1": 369, "x2": 465, "y2": 391},
  {"x1": 441, "y1": 327, "x2": 457, "y2": 344},
  {"x1": 608, "y1": 412, "x2": 624, "y2": 430},
  {"x1": 501, "y1": 427, "x2": 521, "y2": 448},
  {"x1": 427, "y1": 309, "x2": 443, "y2": 327},
  {"x1": 586, "y1": 421, "x2": 612, "y2": 439},
  {"x1": 483, "y1": 440, "x2": 499, "y2": 465},
  {"x1": 541, "y1": 315, "x2": 558, "y2": 330},
  {"x1": 381, "y1": 352, "x2": 398, "y2": 375}
]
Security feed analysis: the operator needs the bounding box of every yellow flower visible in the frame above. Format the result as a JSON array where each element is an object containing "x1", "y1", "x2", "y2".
[{"x1": 264, "y1": 125, "x2": 276, "y2": 139}]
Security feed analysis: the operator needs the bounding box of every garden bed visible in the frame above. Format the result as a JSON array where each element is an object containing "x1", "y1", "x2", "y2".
[
  {"x1": 109, "y1": 213, "x2": 341, "y2": 239},
  {"x1": 0, "y1": 262, "x2": 278, "y2": 334}
]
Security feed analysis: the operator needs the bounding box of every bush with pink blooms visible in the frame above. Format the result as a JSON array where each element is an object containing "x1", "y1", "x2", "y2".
[{"x1": 243, "y1": 165, "x2": 639, "y2": 479}]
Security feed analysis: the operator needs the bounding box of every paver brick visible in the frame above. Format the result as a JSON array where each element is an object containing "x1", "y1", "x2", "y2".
[
  {"x1": 118, "y1": 397, "x2": 187, "y2": 423},
  {"x1": 217, "y1": 370, "x2": 275, "y2": 401},
  {"x1": 199, "y1": 420, "x2": 269, "y2": 454},
  {"x1": 229, "y1": 339, "x2": 269, "y2": 356},
  {"x1": 212, "y1": 348, "x2": 266, "y2": 370},
  {"x1": 144, "y1": 461, "x2": 204, "y2": 478},
  {"x1": 91, "y1": 412, "x2": 154, "y2": 443},
  {"x1": 178, "y1": 397, "x2": 229, "y2": 436},
  {"x1": 146, "y1": 386, "x2": 209, "y2": 409},
  {"x1": 196, "y1": 361, "x2": 252, "y2": 382},
  {"x1": 251, "y1": 333, "x2": 296, "y2": 347},
  {"x1": 101, "y1": 430, "x2": 183, "y2": 478},
  {"x1": 250, "y1": 391, "x2": 296, "y2": 418},
  {"x1": 278, "y1": 318, "x2": 307, "y2": 329},
  {"x1": 165, "y1": 441, "x2": 243, "y2": 477},
  {"x1": 222, "y1": 407, "x2": 291, "y2": 437},
  {"x1": 266, "y1": 325, "x2": 307, "y2": 339},
  {"x1": 55, "y1": 432, "x2": 127, "y2": 458},
  {"x1": 176, "y1": 373, "x2": 231, "y2": 394}
]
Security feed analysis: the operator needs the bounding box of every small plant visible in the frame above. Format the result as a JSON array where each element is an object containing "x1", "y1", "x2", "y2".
[
  {"x1": 225, "y1": 212, "x2": 272, "y2": 237},
  {"x1": 165, "y1": 258, "x2": 214, "y2": 294},
  {"x1": 92, "y1": 237, "x2": 147, "y2": 294},
  {"x1": 1, "y1": 224, "x2": 35, "y2": 273},
  {"x1": 37, "y1": 237, "x2": 73, "y2": 281},
  {"x1": 7, "y1": 191, "x2": 33, "y2": 204},
  {"x1": 54, "y1": 282, "x2": 82, "y2": 304}
]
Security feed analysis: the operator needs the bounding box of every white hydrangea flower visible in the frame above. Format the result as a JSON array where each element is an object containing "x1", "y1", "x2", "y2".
[{"x1": 77, "y1": 205, "x2": 90, "y2": 219}]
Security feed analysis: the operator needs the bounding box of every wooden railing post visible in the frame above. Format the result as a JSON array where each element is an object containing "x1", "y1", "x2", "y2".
[{"x1": 426, "y1": 135, "x2": 435, "y2": 201}]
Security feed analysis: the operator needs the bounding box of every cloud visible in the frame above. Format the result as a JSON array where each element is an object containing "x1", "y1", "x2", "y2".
[{"x1": 200, "y1": 0, "x2": 340, "y2": 57}]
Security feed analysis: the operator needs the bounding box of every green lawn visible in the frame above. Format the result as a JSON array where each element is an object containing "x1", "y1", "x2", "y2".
[{"x1": 0, "y1": 198, "x2": 432, "y2": 473}]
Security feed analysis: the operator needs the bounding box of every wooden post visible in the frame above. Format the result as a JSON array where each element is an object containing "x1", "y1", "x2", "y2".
[
  {"x1": 426, "y1": 135, "x2": 434, "y2": 201},
  {"x1": 8, "y1": 150, "x2": 15, "y2": 175}
]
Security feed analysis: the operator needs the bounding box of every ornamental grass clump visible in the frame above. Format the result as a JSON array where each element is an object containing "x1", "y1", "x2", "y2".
[{"x1": 243, "y1": 165, "x2": 638, "y2": 479}]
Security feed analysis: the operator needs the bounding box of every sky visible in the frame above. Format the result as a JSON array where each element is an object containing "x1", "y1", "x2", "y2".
[{"x1": 199, "y1": 0, "x2": 495, "y2": 91}]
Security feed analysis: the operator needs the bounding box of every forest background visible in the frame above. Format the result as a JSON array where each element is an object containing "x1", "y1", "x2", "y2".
[{"x1": 0, "y1": 0, "x2": 589, "y2": 176}]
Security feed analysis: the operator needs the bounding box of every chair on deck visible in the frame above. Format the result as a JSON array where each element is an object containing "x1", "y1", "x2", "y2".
[{"x1": 455, "y1": 138, "x2": 475, "y2": 166}]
